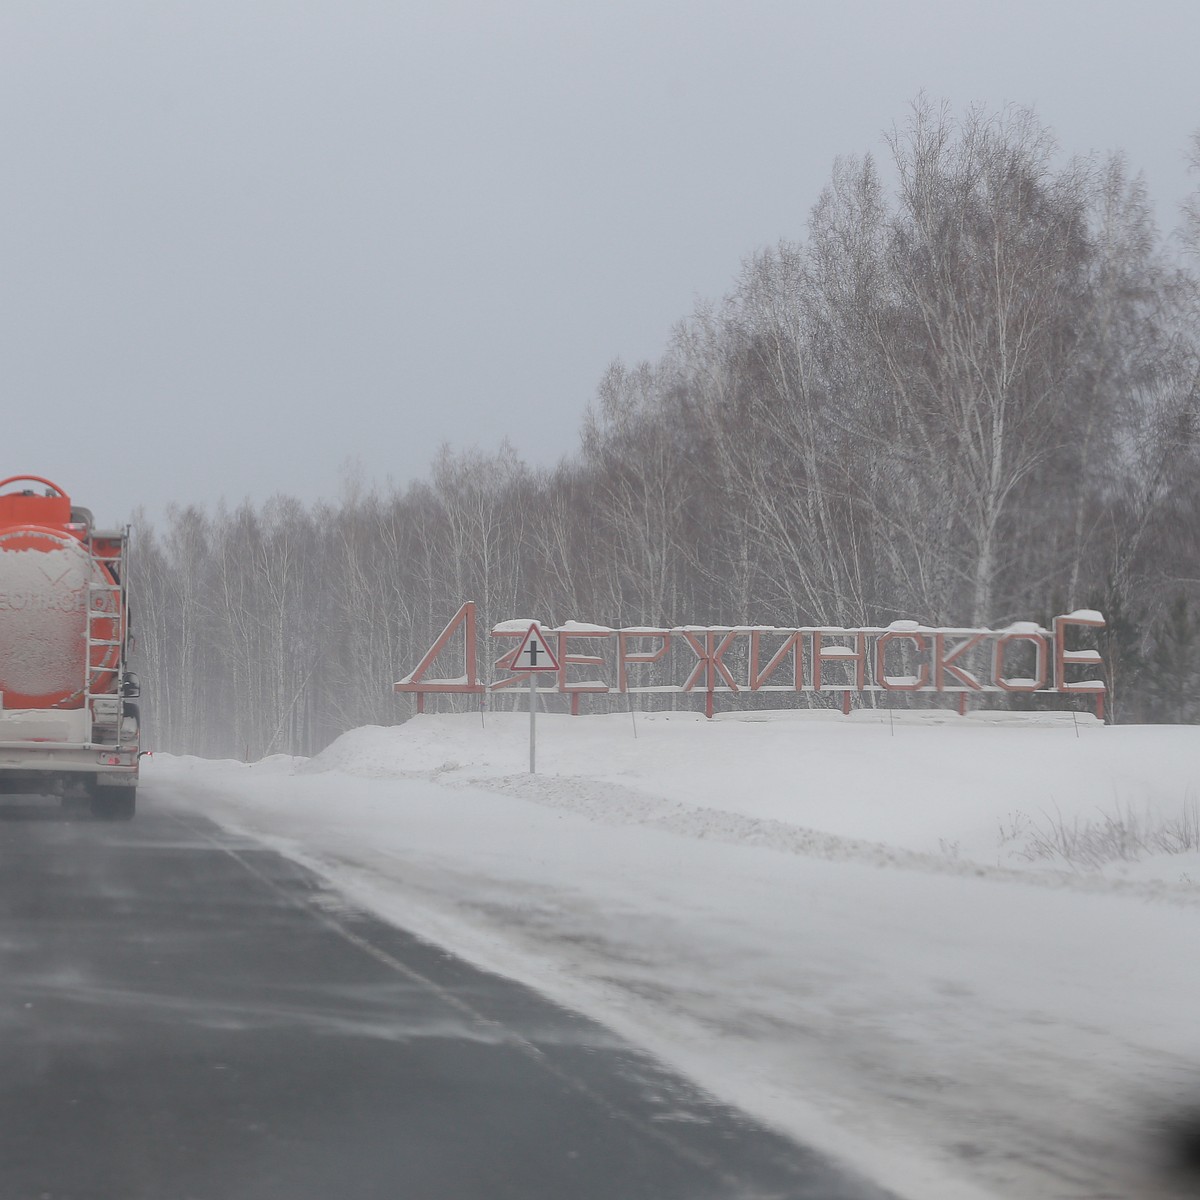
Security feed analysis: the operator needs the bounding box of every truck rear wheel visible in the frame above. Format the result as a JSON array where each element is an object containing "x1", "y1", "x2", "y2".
[{"x1": 90, "y1": 787, "x2": 136, "y2": 821}]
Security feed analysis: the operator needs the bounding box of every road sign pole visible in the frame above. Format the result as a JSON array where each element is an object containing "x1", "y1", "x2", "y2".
[
  {"x1": 509, "y1": 623, "x2": 558, "y2": 776},
  {"x1": 529, "y1": 671, "x2": 536, "y2": 774}
]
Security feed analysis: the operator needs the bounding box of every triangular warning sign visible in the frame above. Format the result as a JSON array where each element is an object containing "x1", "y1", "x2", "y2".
[{"x1": 510, "y1": 623, "x2": 560, "y2": 672}]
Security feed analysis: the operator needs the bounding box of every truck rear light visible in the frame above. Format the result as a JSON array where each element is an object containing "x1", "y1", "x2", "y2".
[{"x1": 98, "y1": 752, "x2": 132, "y2": 766}]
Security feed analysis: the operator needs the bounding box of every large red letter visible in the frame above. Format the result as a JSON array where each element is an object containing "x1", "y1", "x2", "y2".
[
  {"x1": 556, "y1": 628, "x2": 612, "y2": 695},
  {"x1": 933, "y1": 633, "x2": 986, "y2": 691},
  {"x1": 618, "y1": 630, "x2": 671, "y2": 692},
  {"x1": 813, "y1": 632, "x2": 866, "y2": 691},
  {"x1": 1053, "y1": 612, "x2": 1106, "y2": 693},
  {"x1": 748, "y1": 630, "x2": 804, "y2": 691},
  {"x1": 875, "y1": 631, "x2": 930, "y2": 691},
  {"x1": 993, "y1": 632, "x2": 1048, "y2": 692},
  {"x1": 680, "y1": 630, "x2": 742, "y2": 693},
  {"x1": 394, "y1": 602, "x2": 483, "y2": 694}
]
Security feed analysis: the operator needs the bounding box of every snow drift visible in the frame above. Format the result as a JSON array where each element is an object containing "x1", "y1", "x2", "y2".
[{"x1": 147, "y1": 709, "x2": 1200, "y2": 1200}]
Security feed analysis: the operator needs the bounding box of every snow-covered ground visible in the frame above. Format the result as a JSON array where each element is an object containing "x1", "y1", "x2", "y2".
[{"x1": 147, "y1": 709, "x2": 1200, "y2": 1200}]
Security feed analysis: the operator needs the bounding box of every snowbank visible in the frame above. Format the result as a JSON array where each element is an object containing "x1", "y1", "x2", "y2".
[{"x1": 147, "y1": 711, "x2": 1200, "y2": 1200}]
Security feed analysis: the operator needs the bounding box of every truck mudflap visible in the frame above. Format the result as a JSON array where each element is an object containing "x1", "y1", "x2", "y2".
[{"x1": 93, "y1": 770, "x2": 139, "y2": 788}]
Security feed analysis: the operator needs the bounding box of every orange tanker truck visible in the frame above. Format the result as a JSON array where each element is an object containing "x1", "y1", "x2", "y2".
[{"x1": 0, "y1": 476, "x2": 141, "y2": 819}]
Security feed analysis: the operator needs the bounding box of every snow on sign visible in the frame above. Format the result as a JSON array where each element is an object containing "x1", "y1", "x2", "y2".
[
  {"x1": 509, "y1": 623, "x2": 560, "y2": 673},
  {"x1": 396, "y1": 602, "x2": 1110, "y2": 720}
]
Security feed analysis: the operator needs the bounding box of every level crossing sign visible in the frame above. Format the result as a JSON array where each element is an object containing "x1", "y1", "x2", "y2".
[{"x1": 510, "y1": 623, "x2": 560, "y2": 673}]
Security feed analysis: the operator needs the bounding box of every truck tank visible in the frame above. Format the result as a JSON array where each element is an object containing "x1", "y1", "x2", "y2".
[{"x1": 0, "y1": 476, "x2": 139, "y2": 819}]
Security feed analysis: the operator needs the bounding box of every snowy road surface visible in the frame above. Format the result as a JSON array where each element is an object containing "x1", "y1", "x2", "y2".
[
  {"x1": 0, "y1": 798, "x2": 888, "y2": 1200},
  {"x1": 147, "y1": 711, "x2": 1200, "y2": 1200}
]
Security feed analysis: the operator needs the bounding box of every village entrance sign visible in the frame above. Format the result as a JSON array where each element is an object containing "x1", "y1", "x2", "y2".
[{"x1": 395, "y1": 603, "x2": 1107, "y2": 719}]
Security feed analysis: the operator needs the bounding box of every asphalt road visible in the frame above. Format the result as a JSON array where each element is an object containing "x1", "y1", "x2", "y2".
[{"x1": 0, "y1": 797, "x2": 893, "y2": 1200}]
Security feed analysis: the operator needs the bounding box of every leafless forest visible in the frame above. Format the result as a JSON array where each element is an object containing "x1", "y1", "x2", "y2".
[{"x1": 133, "y1": 105, "x2": 1200, "y2": 757}]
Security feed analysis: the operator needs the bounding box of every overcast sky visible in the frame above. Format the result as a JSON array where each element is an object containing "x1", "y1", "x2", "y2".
[{"x1": 2, "y1": 0, "x2": 1197, "y2": 525}]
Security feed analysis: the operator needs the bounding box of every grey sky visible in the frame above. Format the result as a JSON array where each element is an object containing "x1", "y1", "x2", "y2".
[{"x1": 2, "y1": 0, "x2": 1197, "y2": 526}]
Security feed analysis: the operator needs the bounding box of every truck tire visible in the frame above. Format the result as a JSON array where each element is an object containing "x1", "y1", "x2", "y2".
[{"x1": 90, "y1": 787, "x2": 136, "y2": 821}]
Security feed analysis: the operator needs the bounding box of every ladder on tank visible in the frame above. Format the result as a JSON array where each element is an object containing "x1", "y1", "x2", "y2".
[{"x1": 84, "y1": 530, "x2": 129, "y2": 746}]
